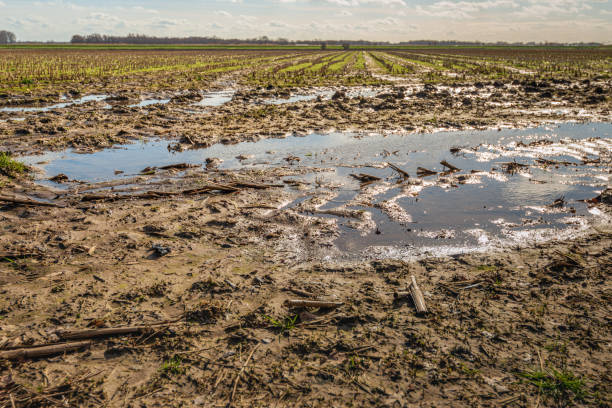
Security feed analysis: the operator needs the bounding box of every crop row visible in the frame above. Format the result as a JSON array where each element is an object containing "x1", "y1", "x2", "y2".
[
  {"x1": 0, "y1": 50, "x2": 305, "y2": 92},
  {"x1": 245, "y1": 51, "x2": 383, "y2": 87},
  {"x1": 367, "y1": 49, "x2": 611, "y2": 82},
  {"x1": 0, "y1": 47, "x2": 609, "y2": 94}
]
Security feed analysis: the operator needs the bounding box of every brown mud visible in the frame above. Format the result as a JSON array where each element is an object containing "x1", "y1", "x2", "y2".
[
  {"x1": 0, "y1": 69, "x2": 611, "y2": 407},
  {"x1": 0, "y1": 78, "x2": 610, "y2": 155},
  {"x1": 0, "y1": 164, "x2": 611, "y2": 407}
]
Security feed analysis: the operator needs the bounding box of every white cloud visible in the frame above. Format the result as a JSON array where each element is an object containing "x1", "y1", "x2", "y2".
[
  {"x1": 148, "y1": 17, "x2": 188, "y2": 29},
  {"x1": 130, "y1": 6, "x2": 159, "y2": 14},
  {"x1": 323, "y1": 0, "x2": 406, "y2": 6},
  {"x1": 238, "y1": 15, "x2": 257, "y2": 22},
  {"x1": 214, "y1": 10, "x2": 232, "y2": 18},
  {"x1": 514, "y1": 0, "x2": 596, "y2": 18},
  {"x1": 415, "y1": 0, "x2": 520, "y2": 19},
  {"x1": 77, "y1": 12, "x2": 120, "y2": 24},
  {"x1": 3, "y1": 0, "x2": 611, "y2": 43},
  {"x1": 6, "y1": 16, "x2": 50, "y2": 29},
  {"x1": 268, "y1": 20, "x2": 292, "y2": 28}
]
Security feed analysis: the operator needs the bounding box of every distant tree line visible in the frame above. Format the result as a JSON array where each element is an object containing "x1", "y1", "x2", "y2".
[
  {"x1": 69, "y1": 33, "x2": 602, "y2": 47},
  {"x1": 70, "y1": 34, "x2": 299, "y2": 45},
  {"x1": 0, "y1": 30, "x2": 17, "y2": 44}
]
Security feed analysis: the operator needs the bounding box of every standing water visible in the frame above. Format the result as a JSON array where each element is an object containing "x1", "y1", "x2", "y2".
[{"x1": 22, "y1": 122, "x2": 611, "y2": 258}]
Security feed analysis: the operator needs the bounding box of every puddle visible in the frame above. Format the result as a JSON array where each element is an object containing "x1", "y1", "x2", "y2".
[
  {"x1": 0, "y1": 118, "x2": 25, "y2": 123},
  {"x1": 193, "y1": 90, "x2": 235, "y2": 107},
  {"x1": 261, "y1": 87, "x2": 382, "y2": 105},
  {"x1": 129, "y1": 98, "x2": 170, "y2": 108},
  {"x1": 0, "y1": 95, "x2": 108, "y2": 113},
  {"x1": 262, "y1": 90, "x2": 334, "y2": 105},
  {"x1": 128, "y1": 90, "x2": 235, "y2": 109},
  {"x1": 22, "y1": 123, "x2": 612, "y2": 259}
]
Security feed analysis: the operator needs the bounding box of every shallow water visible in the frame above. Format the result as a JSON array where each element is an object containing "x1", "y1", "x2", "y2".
[
  {"x1": 262, "y1": 90, "x2": 334, "y2": 105},
  {"x1": 0, "y1": 95, "x2": 108, "y2": 113},
  {"x1": 22, "y1": 123, "x2": 611, "y2": 257},
  {"x1": 193, "y1": 90, "x2": 235, "y2": 107},
  {"x1": 261, "y1": 87, "x2": 381, "y2": 105},
  {"x1": 0, "y1": 117, "x2": 25, "y2": 123},
  {"x1": 129, "y1": 98, "x2": 170, "y2": 108}
]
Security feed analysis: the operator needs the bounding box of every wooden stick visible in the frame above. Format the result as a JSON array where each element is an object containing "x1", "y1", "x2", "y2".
[
  {"x1": 416, "y1": 167, "x2": 437, "y2": 177},
  {"x1": 58, "y1": 318, "x2": 181, "y2": 340},
  {"x1": 387, "y1": 163, "x2": 410, "y2": 178},
  {"x1": 409, "y1": 275, "x2": 428, "y2": 314},
  {"x1": 232, "y1": 182, "x2": 284, "y2": 189},
  {"x1": 350, "y1": 173, "x2": 381, "y2": 183},
  {"x1": 183, "y1": 134, "x2": 195, "y2": 145},
  {"x1": 440, "y1": 160, "x2": 460, "y2": 172},
  {"x1": 0, "y1": 341, "x2": 91, "y2": 360},
  {"x1": 285, "y1": 287, "x2": 317, "y2": 298},
  {"x1": 159, "y1": 163, "x2": 199, "y2": 170},
  {"x1": 76, "y1": 181, "x2": 278, "y2": 202},
  {"x1": 0, "y1": 252, "x2": 41, "y2": 259},
  {"x1": 286, "y1": 299, "x2": 343, "y2": 309},
  {"x1": 0, "y1": 195, "x2": 61, "y2": 208},
  {"x1": 230, "y1": 343, "x2": 260, "y2": 405},
  {"x1": 499, "y1": 395, "x2": 521, "y2": 407}
]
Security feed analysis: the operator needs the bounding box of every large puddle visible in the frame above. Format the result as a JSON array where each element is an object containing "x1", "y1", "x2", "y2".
[
  {"x1": 23, "y1": 123, "x2": 611, "y2": 258},
  {"x1": 193, "y1": 90, "x2": 235, "y2": 107},
  {"x1": 0, "y1": 89, "x2": 237, "y2": 113},
  {"x1": 260, "y1": 87, "x2": 382, "y2": 105},
  {"x1": 0, "y1": 95, "x2": 108, "y2": 113}
]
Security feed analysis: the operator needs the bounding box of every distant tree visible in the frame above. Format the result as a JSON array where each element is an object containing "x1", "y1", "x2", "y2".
[
  {"x1": 321, "y1": 42, "x2": 327, "y2": 50},
  {"x1": 71, "y1": 34, "x2": 85, "y2": 43},
  {"x1": 0, "y1": 30, "x2": 17, "y2": 44},
  {"x1": 342, "y1": 43, "x2": 350, "y2": 50}
]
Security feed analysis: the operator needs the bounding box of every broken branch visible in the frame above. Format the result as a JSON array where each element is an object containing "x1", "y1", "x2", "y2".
[
  {"x1": 387, "y1": 162, "x2": 410, "y2": 178},
  {"x1": 286, "y1": 299, "x2": 343, "y2": 309},
  {"x1": 416, "y1": 167, "x2": 437, "y2": 177},
  {"x1": 57, "y1": 318, "x2": 182, "y2": 340},
  {"x1": 0, "y1": 195, "x2": 61, "y2": 208},
  {"x1": 0, "y1": 341, "x2": 91, "y2": 360},
  {"x1": 440, "y1": 160, "x2": 460, "y2": 172},
  {"x1": 409, "y1": 275, "x2": 428, "y2": 315}
]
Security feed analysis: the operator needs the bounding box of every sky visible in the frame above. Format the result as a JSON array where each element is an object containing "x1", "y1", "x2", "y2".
[{"x1": 0, "y1": 0, "x2": 611, "y2": 43}]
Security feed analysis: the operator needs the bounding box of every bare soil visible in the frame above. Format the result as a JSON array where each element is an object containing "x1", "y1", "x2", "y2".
[
  {"x1": 0, "y1": 78, "x2": 610, "y2": 155},
  {"x1": 0, "y1": 73, "x2": 610, "y2": 407}
]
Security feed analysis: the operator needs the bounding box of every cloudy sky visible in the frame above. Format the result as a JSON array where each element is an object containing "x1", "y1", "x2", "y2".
[{"x1": 1, "y1": 0, "x2": 610, "y2": 43}]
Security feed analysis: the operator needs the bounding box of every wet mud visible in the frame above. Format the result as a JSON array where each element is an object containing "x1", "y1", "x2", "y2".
[
  {"x1": 0, "y1": 78, "x2": 610, "y2": 155},
  {"x1": 0, "y1": 72, "x2": 611, "y2": 407}
]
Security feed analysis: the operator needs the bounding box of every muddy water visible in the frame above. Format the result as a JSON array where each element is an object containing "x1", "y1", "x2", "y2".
[
  {"x1": 261, "y1": 87, "x2": 381, "y2": 105},
  {"x1": 129, "y1": 98, "x2": 170, "y2": 108},
  {"x1": 22, "y1": 123, "x2": 611, "y2": 258},
  {"x1": 193, "y1": 90, "x2": 235, "y2": 107},
  {"x1": 0, "y1": 95, "x2": 108, "y2": 112}
]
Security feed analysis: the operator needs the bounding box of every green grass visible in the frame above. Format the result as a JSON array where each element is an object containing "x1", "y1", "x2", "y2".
[
  {"x1": 263, "y1": 314, "x2": 298, "y2": 335},
  {"x1": 0, "y1": 152, "x2": 28, "y2": 177},
  {"x1": 520, "y1": 368, "x2": 587, "y2": 403},
  {"x1": 370, "y1": 52, "x2": 412, "y2": 75},
  {"x1": 544, "y1": 341, "x2": 568, "y2": 355},
  {"x1": 279, "y1": 62, "x2": 313, "y2": 73},
  {"x1": 354, "y1": 52, "x2": 366, "y2": 70},
  {"x1": 160, "y1": 356, "x2": 184, "y2": 375}
]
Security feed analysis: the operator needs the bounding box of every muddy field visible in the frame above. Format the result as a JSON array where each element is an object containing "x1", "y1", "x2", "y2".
[{"x1": 0, "y1": 47, "x2": 611, "y2": 407}]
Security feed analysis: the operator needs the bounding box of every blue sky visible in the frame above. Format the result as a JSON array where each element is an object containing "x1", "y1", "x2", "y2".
[{"x1": 1, "y1": 0, "x2": 610, "y2": 42}]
